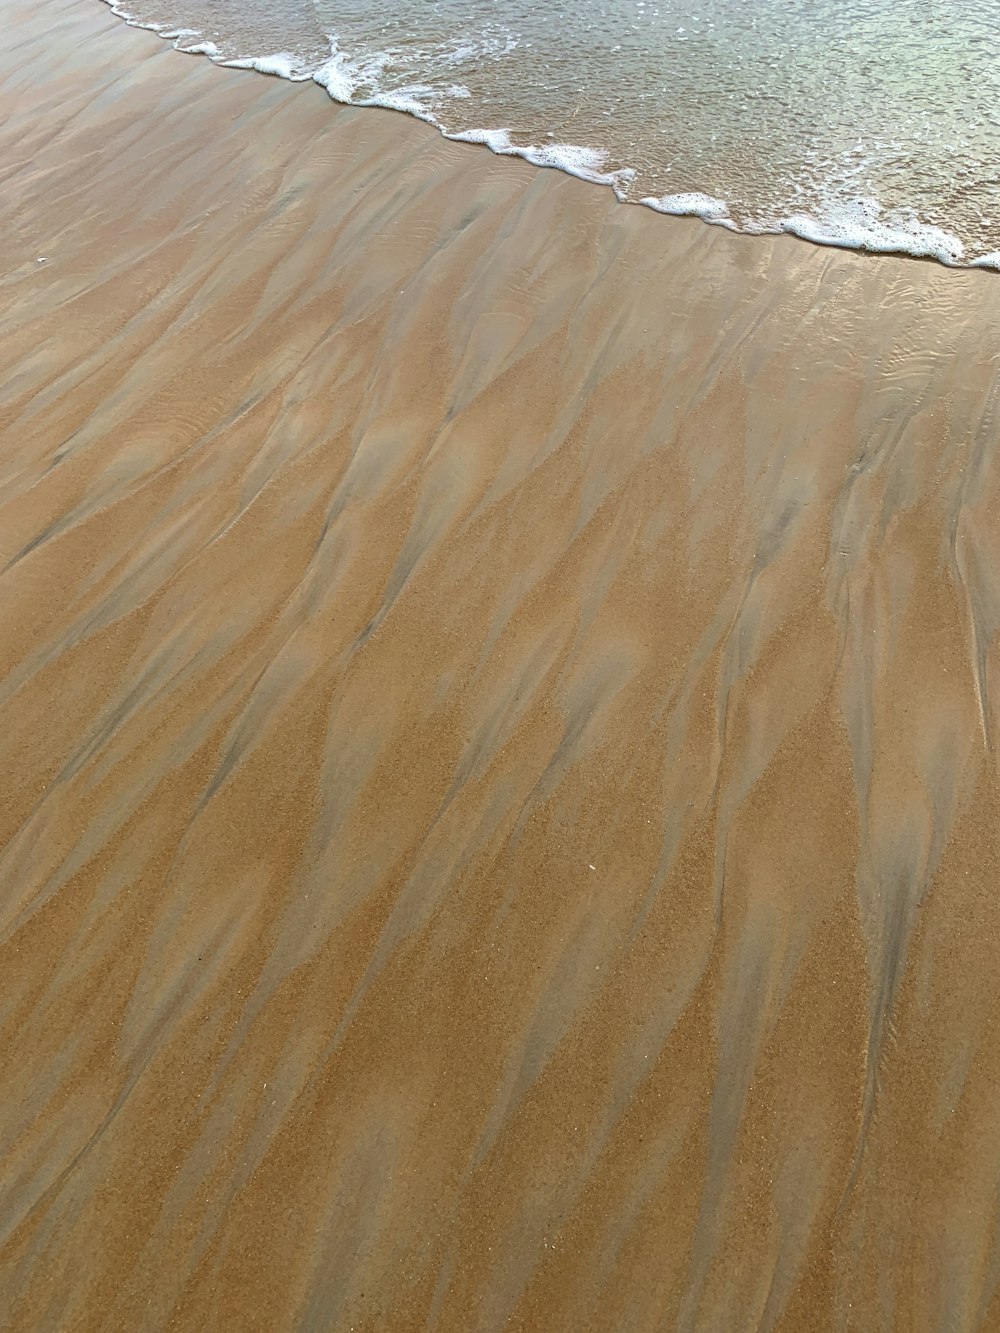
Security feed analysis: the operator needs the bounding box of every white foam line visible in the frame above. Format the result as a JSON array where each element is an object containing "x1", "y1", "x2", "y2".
[
  {"x1": 638, "y1": 192, "x2": 1000, "y2": 270},
  {"x1": 775, "y1": 209, "x2": 967, "y2": 268},
  {"x1": 220, "y1": 53, "x2": 313, "y2": 81},
  {"x1": 311, "y1": 50, "x2": 637, "y2": 194},
  {"x1": 444, "y1": 126, "x2": 636, "y2": 194},
  {"x1": 98, "y1": 0, "x2": 1000, "y2": 275},
  {"x1": 640, "y1": 192, "x2": 739, "y2": 229}
]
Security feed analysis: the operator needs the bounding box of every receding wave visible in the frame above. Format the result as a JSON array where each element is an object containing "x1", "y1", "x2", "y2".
[{"x1": 99, "y1": 0, "x2": 1000, "y2": 273}]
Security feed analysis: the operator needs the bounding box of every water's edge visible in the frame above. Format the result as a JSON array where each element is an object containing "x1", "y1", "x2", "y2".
[{"x1": 101, "y1": 0, "x2": 1000, "y2": 274}]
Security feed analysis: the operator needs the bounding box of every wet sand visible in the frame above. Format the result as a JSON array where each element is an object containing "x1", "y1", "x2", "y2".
[{"x1": 3, "y1": 2, "x2": 1000, "y2": 1329}]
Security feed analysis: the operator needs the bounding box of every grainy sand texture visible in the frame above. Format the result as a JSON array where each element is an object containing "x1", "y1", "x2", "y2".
[{"x1": 3, "y1": 2, "x2": 1000, "y2": 1330}]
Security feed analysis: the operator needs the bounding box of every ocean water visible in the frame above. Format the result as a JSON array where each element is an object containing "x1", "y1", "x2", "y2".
[{"x1": 102, "y1": 0, "x2": 1000, "y2": 270}]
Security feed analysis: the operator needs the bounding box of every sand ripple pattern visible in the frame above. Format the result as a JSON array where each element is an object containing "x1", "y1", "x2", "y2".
[{"x1": 3, "y1": 3, "x2": 1000, "y2": 1329}]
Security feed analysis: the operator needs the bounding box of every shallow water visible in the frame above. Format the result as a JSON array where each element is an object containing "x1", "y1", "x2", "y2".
[{"x1": 103, "y1": 0, "x2": 1000, "y2": 269}]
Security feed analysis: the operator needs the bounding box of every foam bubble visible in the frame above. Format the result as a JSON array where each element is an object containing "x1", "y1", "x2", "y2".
[
  {"x1": 365, "y1": 88, "x2": 439, "y2": 122},
  {"x1": 638, "y1": 190, "x2": 978, "y2": 267},
  {"x1": 175, "y1": 40, "x2": 221, "y2": 57},
  {"x1": 776, "y1": 199, "x2": 966, "y2": 267},
  {"x1": 221, "y1": 53, "x2": 312, "y2": 81},
  {"x1": 641, "y1": 192, "x2": 735, "y2": 224},
  {"x1": 446, "y1": 126, "x2": 516, "y2": 153},
  {"x1": 312, "y1": 41, "x2": 397, "y2": 105},
  {"x1": 311, "y1": 52, "x2": 359, "y2": 103},
  {"x1": 447, "y1": 128, "x2": 633, "y2": 193}
]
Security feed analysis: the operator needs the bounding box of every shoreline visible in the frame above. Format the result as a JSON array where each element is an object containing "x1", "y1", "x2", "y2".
[
  {"x1": 3, "y1": 1, "x2": 1000, "y2": 1330},
  {"x1": 99, "y1": 0, "x2": 1000, "y2": 275}
]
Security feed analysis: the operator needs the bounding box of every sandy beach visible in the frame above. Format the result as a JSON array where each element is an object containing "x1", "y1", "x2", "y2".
[{"x1": 3, "y1": 1, "x2": 1000, "y2": 1329}]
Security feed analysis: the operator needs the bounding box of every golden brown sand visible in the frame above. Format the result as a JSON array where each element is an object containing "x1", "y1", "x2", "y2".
[{"x1": 3, "y1": 2, "x2": 1000, "y2": 1329}]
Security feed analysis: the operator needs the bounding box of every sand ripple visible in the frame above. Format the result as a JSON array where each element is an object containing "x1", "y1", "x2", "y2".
[{"x1": 3, "y1": 3, "x2": 1000, "y2": 1329}]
